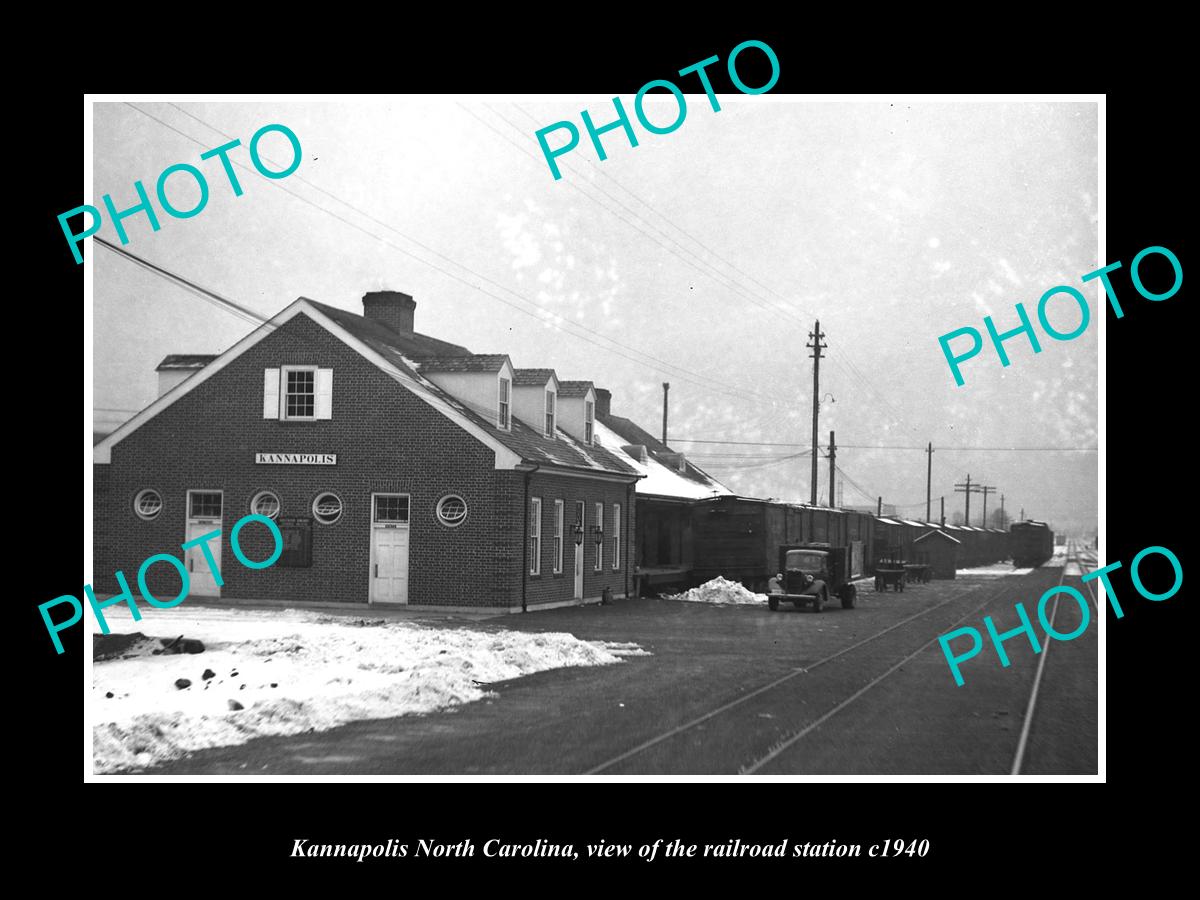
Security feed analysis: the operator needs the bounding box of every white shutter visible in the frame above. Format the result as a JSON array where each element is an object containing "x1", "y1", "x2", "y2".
[
  {"x1": 263, "y1": 368, "x2": 280, "y2": 419},
  {"x1": 316, "y1": 368, "x2": 334, "y2": 419}
]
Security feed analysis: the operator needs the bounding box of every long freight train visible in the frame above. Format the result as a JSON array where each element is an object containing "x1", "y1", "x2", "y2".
[{"x1": 642, "y1": 494, "x2": 1047, "y2": 595}]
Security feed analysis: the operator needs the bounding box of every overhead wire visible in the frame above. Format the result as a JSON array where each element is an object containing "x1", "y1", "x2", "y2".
[{"x1": 120, "y1": 102, "x2": 776, "y2": 405}]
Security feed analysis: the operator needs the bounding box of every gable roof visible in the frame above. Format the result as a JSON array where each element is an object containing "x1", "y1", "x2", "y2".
[
  {"x1": 156, "y1": 354, "x2": 218, "y2": 371},
  {"x1": 593, "y1": 420, "x2": 730, "y2": 500},
  {"x1": 96, "y1": 297, "x2": 638, "y2": 479},
  {"x1": 557, "y1": 380, "x2": 595, "y2": 398},
  {"x1": 416, "y1": 354, "x2": 510, "y2": 374},
  {"x1": 306, "y1": 299, "x2": 471, "y2": 358},
  {"x1": 513, "y1": 368, "x2": 558, "y2": 387},
  {"x1": 596, "y1": 411, "x2": 728, "y2": 491}
]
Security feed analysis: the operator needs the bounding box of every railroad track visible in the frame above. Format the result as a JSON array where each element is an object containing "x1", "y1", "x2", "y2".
[
  {"x1": 1010, "y1": 538, "x2": 1097, "y2": 774},
  {"x1": 585, "y1": 561, "x2": 1075, "y2": 775}
]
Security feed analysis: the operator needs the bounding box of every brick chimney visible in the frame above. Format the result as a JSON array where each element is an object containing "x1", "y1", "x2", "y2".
[
  {"x1": 594, "y1": 387, "x2": 612, "y2": 418},
  {"x1": 362, "y1": 291, "x2": 415, "y2": 335}
]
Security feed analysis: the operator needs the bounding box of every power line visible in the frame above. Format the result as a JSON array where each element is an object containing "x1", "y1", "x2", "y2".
[
  {"x1": 484, "y1": 104, "x2": 922, "y2": 438},
  {"x1": 121, "y1": 102, "x2": 776, "y2": 405},
  {"x1": 672, "y1": 438, "x2": 1098, "y2": 451},
  {"x1": 481, "y1": 103, "x2": 813, "y2": 331},
  {"x1": 503, "y1": 105, "x2": 923, "y2": 435}
]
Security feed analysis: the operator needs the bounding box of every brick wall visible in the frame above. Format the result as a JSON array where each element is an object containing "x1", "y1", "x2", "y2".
[
  {"x1": 522, "y1": 471, "x2": 635, "y2": 607},
  {"x1": 93, "y1": 313, "x2": 555, "y2": 608}
]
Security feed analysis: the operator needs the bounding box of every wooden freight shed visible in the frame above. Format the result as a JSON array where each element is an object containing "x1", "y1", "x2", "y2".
[
  {"x1": 914, "y1": 529, "x2": 961, "y2": 578},
  {"x1": 940, "y1": 524, "x2": 972, "y2": 566}
]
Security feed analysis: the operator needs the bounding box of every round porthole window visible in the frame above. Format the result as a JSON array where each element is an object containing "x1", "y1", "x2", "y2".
[
  {"x1": 251, "y1": 490, "x2": 281, "y2": 520},
  {"x1": 134, "y1": 489, "x2": 163, "y2": 521},
  {"x1": 436, "y1": 494, "x2": 468, "y2": 527},
  {"x1": 312, "y1": 492, "x2": 343, "y2": 525}
]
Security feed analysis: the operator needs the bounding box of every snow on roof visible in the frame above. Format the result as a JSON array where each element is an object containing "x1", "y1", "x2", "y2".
[
  {"x1": 875, "y1": 517, "x2": 903, "y2": 526},
  {"x1": 593, "y1": 420, "x2": 731, "y2": 500}
]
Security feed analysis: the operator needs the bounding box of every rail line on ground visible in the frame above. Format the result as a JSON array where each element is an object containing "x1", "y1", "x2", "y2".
[{"x1": 586, "y1": 569, "x2": 1053, "y2": 775}]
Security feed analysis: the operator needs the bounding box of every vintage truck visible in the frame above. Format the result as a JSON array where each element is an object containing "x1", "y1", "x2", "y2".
[{"x1": 766, "y1": 543, "x2": 858, "y2": 612}]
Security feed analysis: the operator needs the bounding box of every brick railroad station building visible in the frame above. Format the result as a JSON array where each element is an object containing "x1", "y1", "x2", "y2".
[{"x1": 93, "y1": 291, "x2": 641, "y2": 611}]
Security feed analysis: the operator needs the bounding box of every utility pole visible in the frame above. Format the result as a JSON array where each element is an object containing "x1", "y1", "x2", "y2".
[
  {"x1": 940, "y1": 496, "x2": 945, "y2": 526},
  {"x1": 1019, "y1": 506, "x2": 1025, "y2": 522},
  {"x1": 926, "y1": 442, "x2": 934, "y2": 522},
  {"x1": 1000, "y1": 493, "x2": 1006, "y2": 528},
  {"x1": 828, "y1": 430, "x2": 836, "y2": 508},
  {"x1": 806, "y1": 320, "x2": 826, "y2": 506},
  {"x1": 954, "y1": 474, "x2": 974, "y2": 526},
  {"x1": 661, "y1": 383, "x2": 670, "y2": 446},
  {"x1": 979, "y1": 485, "x2": 996, "y2": 528},
  {"x1": 877, "y1": 496, "x2": 882, "y2": 517}
]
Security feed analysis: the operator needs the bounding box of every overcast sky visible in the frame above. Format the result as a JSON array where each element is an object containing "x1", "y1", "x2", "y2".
[{"x1": 91, "y1": 98, "x2": 1098, "y2": 536}]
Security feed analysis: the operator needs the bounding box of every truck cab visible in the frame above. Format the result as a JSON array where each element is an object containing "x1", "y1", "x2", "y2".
[{"x1": 767, "y1": 543, "x2": 858, "y2": 612}]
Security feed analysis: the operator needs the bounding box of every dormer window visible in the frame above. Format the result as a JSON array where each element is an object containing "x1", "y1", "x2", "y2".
[
  {"x1": 584, "y1": 399, "x2": 594, "y2": 445},
  {"x1": 544, "y1": 390, "x2": 556, "y2": 438},
  {"x1": 498, "y1": 377, "x2": 511, "y2": 430}
]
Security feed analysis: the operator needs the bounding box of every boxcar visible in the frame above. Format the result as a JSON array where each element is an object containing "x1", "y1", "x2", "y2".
[
  {"x1": 690, "y1": 496, "x2": 872, "y2": 592},
  {"x1": 1010, "y1": 520, "x2": 1055, "y2": 567}
]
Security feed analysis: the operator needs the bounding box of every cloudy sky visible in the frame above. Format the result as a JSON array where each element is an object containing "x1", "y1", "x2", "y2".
[{"x1": 91, "y1": 98, "x2": 1098, "y2": 536}]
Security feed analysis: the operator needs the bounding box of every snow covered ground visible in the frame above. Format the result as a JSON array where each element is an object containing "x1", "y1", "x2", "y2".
[
  {"x1": 957, "y1": 563, "x2": 1036, "y2": 577},
  {"x1": 668, "y1": 576, "x2": 767, "y2": 606},
  {"x1": 91, "y1": 606, "x2": 647, "y2": 775}
]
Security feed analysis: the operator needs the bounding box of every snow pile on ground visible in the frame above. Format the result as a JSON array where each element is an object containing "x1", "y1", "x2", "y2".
[
  {"x1": 668, "y1": 576, "x2": 766, "y2": 605},
  {"x1": 92, "y1": 606, "x2": 645, "y2": 774},
  {"x1": 957, "y1": 564, "x2": 1035, "y2": 577}
]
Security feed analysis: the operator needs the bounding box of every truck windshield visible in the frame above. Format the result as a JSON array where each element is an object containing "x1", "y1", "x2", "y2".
[{"x1": 786, "y1": 551, "x2": 826, "y2": 573}]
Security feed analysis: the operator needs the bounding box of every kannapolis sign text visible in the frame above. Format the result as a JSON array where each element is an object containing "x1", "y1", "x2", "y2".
[{"x1": 255, "y1": 453, "x2": 337, "y2": 465}]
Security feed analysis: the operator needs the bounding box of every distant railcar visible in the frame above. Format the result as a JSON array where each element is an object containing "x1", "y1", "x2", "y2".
[{"x1": 1010, "y1": 520, "x2": 1055, "y2": 567}]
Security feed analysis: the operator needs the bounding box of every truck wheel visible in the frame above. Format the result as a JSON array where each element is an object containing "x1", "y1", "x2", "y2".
[
  {"x1": 812, "y1": 589, "x2": 825, "y2": 613},
  {"x1": 768, "y1": 597, "x2": 779, "y2": 611},
  {"x1": 841, "y1": 585, "x2": 857, "y2": 610}
]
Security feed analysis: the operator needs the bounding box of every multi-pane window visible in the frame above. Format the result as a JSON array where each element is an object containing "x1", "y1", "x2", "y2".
[
  {"x1": 612, "y1": 503, "x2": 621, "y2": 570},
  {"x1": 498, "y1": 377, "x2": 511, "y2": 430},
  {"x1": 374, "y1": 495, "x2": 410, "y2": 524},
  {"x1": 594, "y1": 502, "x2": 604, "y2": 570},
  {"x1": 544, "y1": 390, "x2": 556, "y2": 437},
  {"x1": 553, "y1": 500, "x2": 564, "y2": 574},
  {"x1": 284, "y1": 367, "x2": 316, "y2": 419},
  {"x1": 189, "y1": 491, "x2": 223, "y2": 519},
  {"x1": 529, "y1": 498, "x2": 542, "y2": 575},
  {"x1": 585, "y1": 400, "x2": 595, "y2": 445}
]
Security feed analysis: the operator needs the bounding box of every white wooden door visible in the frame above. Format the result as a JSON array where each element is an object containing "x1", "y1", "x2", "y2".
[
  {"x1": 573, "y1": 501, "x2": 585, "y2": 599},
  {"x1": 185, "y1": 490, "x2": 223, "y2": 597},
  {"x1": 370, "y1": 494, "x2": 411, "y2": 604}
]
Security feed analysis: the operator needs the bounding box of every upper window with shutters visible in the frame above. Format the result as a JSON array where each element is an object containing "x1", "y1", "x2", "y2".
[{"x1": 263, "y1": 366, "x2": 333, "y2": 421}]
